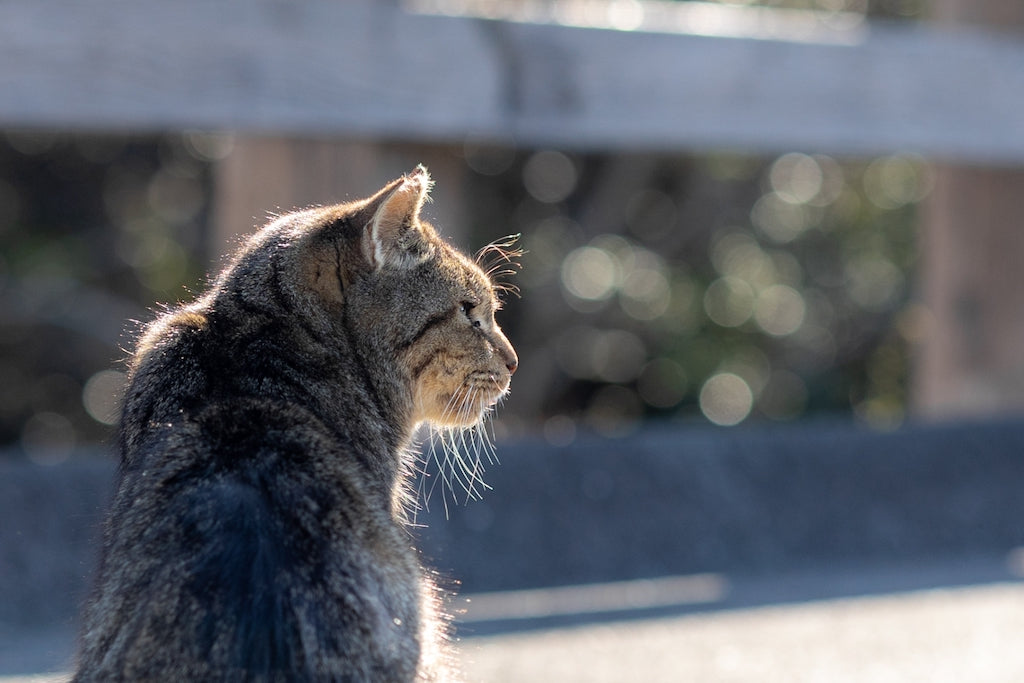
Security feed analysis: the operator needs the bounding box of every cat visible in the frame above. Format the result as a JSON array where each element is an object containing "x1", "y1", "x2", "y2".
[{"x1": 73, "y1": 166, "x2": 518, "y2": 682}]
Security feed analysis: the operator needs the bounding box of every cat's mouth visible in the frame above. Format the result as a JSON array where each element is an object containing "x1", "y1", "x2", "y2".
[{"x1": 447, "y1": 371, "x2": 509, "y2": 421}]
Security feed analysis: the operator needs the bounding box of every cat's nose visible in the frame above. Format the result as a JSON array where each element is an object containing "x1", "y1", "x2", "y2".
[
  {"x1": 493, "y1": 332, "x2": 518, "y2": 375},
  {"x1": 499, "y1": 344, "x2": 518, "y2": 375}
]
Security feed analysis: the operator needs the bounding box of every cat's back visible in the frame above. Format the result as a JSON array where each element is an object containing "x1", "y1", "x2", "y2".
[{"x1": 77, "y1": 394, "x2": 422, "y2": 682}]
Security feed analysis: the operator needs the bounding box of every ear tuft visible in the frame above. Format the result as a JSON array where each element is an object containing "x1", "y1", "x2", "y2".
[{"x1": 364, "y1": 166, "x2": 434, "y2": 270}]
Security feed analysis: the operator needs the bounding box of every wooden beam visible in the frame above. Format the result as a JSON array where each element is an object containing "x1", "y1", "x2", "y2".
[
  {"x1": 913, "y1": 0, "x2": 1024, "y2": 419},
  {"x1": 1, "y1": 0, "x2": 1024, "y2": 163},
  {"x1": 915, "y1": 165, "x2": 1024, "y2": 417}
]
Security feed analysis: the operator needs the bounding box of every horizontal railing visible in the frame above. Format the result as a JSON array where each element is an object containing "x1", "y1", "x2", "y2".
[{"x1": 0, "y1": 1, "x2": 1022, "y2": 162}]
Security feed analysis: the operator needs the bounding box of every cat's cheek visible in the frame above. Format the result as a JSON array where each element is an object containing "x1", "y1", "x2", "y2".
[{"x1": 410, "y1": 370, "x2": 455, "y2": 425}]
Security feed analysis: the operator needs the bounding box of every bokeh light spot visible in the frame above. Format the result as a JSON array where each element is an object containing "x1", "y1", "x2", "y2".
[
  {"x1": 637, "y1": 358, "x2": 688, "y2": 409},
  {"x1": 845, "y1": 255, "x2": 904, "y2": 312},
  {"x1": 755, "y1": 284, "x2": 807, "y2": 337},
  {"x1": 751, "y1": 192, "x2": 812, "y2": 243},
  {"x1": 699, "y1": 373, "x2": 753, "y2": 426},
  {"x1": 522, "y1": 150, "x2": 577, "y2": 203},
  {"x1": 703, "y1": 276, "x2": 755, "y2": 328},
  {"x1": 793, "y1": 323, "x2": 839, "y2": 368},
  {"x1": 769, "y1": 249, "x2": 804, "y2": 288},
  {"x1": 620, "y1": 249, "x2": 671, "y2": 321},
  {"x1": 543, "y1": 415, "x2": 577, "y2": 447},
  {"x1": 807, "y1": 154, "x2": 846, "y2": 207},
  {"x1": 711, "y1": 232, "x2": 775, "y2": 288},
  {"x1": 718, "y1": 347, "x2": 772, "y2": 398},
  {"x1": 769, "y1": 153, "x2": 823, "y2": 205},
  {"x1": 863, "y1": 154, "x2": 932, "y2": 209},
  {"x1": 82, "y1": 369, "x2": 127, "y2": 426},
  {"x1": 183, "y1": 131, "x2": 235, "y2": 162},
  {"x1": 591, "y1": 329, "x2": 647, "y2": 383},
  {"x1": 561, "y1": 246, "x2": 620, "y2": 301},
  {"x1": 463, "y1": 138, "x2": 516, "y2": 176}
]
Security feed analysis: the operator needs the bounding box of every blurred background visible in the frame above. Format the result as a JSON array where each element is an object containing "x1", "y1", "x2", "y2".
[
  {"x1": 0, "y1": 0, "x2": 971, "y2": 461},
  {"x1": 0, "y1": 131, "x2": 930, "y2": 459},
  {"x1": 4, "y1": 0, "x2": 1024, "y2": 680},
  {"x1": 4, "y1": 0, "x2": 1024, "y2": 459}
]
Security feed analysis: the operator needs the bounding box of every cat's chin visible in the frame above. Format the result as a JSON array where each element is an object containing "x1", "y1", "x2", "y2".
[
  {"x1": 422, "y1": 408, "x2": 489, "y2": 430},
  {"x1": 414, "y1": 377, "x2": 507, "y2": 428},
  {"x1": 416, "y1": 395, "x2": 497, "y2": 429}
]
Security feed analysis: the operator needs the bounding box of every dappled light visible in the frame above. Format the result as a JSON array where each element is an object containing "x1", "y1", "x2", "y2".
[
  {"x1": 754, "y1": 284, "x2": 806, "y2": 337},
  {"x1": 700, "y1": 372, "x2": 754, "y2": 426},
  {"x1": 863, "y1": 154, "x2": 933, "y2": 209},
  {"x1": 0, "y1": 132, "x2": 933, "y2": 450},
  {"x1": 561, "y1": 245, "x2": 620, "y2": 302},
  {"x1": 522, "y1": 150, "x2": 578, "y2": 204},
  {"x1": 704, "y1": 276, "x2": 756, "y2": 328},
  {"x1": 0, "y1": 132, "x2": 213, "y2": 454},
  {"x1": 81, "y1": 369, "x2": 127, "y2": 426},
  {"x1": 458, "y1": 143, "x2": 929, "y2": 436}
]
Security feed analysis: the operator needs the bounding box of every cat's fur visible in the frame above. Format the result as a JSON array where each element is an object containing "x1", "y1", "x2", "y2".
[{"x1": 73, "y1": 167, "x2": 517, "y2": 682}]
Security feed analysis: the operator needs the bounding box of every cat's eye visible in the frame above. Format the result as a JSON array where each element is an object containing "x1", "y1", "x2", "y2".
[{"x1": 460, "y1": 301, "x2": 482, "y2": 327}]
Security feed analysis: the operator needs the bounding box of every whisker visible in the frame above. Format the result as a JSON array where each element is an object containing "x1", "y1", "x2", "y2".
[
  {"x1": 476, "y1": 235, "x2": 523, "y2": 302},
  {"x1": 413, "y1": 378, "x2": 507, "y2": 517}
]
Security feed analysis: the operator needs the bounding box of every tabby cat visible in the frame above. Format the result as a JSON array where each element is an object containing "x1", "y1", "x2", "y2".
[{"x1": 74, "y1": 167, "x2": 517, "y2": 682}]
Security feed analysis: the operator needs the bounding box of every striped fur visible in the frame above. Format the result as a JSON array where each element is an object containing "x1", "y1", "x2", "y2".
[{"x1": 74, "y1": 167, "x2": 516, "y2": 682}]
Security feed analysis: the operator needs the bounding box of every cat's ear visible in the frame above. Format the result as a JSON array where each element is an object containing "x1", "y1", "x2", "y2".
[{"x1": 362, "y1": 166, "x2": 433, "y2": 270}]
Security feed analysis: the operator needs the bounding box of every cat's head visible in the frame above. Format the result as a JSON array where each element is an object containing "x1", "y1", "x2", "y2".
[{"x1": 292, "y1": 166, "x2": 518, "y2": 430}]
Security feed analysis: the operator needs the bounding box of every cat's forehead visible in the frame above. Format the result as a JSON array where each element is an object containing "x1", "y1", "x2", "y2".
[{"x1": 440, "y1": 244, "x2": 496, "y2": 299}]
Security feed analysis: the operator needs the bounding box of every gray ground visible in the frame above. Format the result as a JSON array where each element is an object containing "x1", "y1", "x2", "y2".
[
  {"x1": 5, "y1": 566, "x2": 1023, "y2": 683},
  {"x1": 460, "y1": 581, "x2": 1024, "y2": 682},
  {"x1": 6, "y1": 420, "x2": 1024, "y2": 681}
]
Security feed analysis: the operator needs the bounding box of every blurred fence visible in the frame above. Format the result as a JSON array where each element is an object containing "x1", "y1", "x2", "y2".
[
  {"x1": 1, "y1": 0, "x2": 1022, "y2": 162},
  {"x1": 5, "y1": 0, "x2": 1024, "y2": 416}
]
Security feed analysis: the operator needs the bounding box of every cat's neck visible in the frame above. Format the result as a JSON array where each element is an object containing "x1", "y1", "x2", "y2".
[{"x1": 122, "y1": 304, "x2": 419, "y2": 500}]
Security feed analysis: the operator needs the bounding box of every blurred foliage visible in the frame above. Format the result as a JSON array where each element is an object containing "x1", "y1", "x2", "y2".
[
  {"x1": 0, "y1": 129, "x2": 929, "y2": 457},
  {"x1": 457, "y1": 145, "x2": 929, "y2": 441},
  {"x1": 0, "y1": 132, "x2": 219, "y2": 459},
  {"x1": 0, "y1": 2, "x2": 938, "y2": 460}
]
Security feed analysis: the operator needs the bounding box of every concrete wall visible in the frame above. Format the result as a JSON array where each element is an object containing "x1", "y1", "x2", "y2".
[
  {"x1": 3, "y1": 418, "x2": 1024, "y2": 631},
  {"x1": 416, "y1": 419, "x2": 1024, "y2": 594}
]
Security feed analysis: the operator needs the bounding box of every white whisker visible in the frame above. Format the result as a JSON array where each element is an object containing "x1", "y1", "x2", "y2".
[{"x1": 413, "y1": 378, "x2": 508, "y2": 518}]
